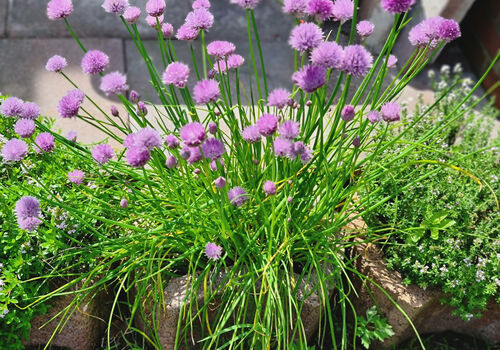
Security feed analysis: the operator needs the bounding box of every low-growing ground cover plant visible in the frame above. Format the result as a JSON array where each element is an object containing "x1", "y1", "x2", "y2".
[
  {"x1": 0, "y1": 0, "x2": 498, "y2": 349},
  {"x1": 361, "y1": 65, "x2": 500, "y2": 320}
]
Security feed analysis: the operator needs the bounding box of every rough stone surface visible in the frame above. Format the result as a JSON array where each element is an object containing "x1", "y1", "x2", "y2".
[
  {"x1": 0, "y1": 1, "x2": 7, "y2": 37},
  {"x1": 349, "y1": 223, "x2": 500, "y2": 347}
]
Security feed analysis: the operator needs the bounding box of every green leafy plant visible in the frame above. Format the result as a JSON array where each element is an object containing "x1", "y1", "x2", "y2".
[{"x1": 356, "y1": 306, "x2": 395, "y2": 349}]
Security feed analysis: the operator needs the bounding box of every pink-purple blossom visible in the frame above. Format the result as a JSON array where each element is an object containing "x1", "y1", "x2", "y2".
[
  {"x1": 20, "y1": 102, "x2": 40, "y2": 120},
  {"x1": 352, "y1": 135, "x2": 361, "y2": 147},
  {"x1": 242, "y1": 125, "x2": 261, "y2": 143},
  {"x1": 367, "y1": 110, "x2": 381, "y2": 123},
  {"x1": 165, "y1": 134, "x2": 180, "y2": 149},
  {"x1": 187, "y1": 146, "x2": 202, "y2": 164},
  {"x1": 68, "y1": 170, "x2": 85, "y2": 185},
  {"x1": 193, "y1": 0, "x2": 211, "y2": 9},
  {"x1": 289, "y1": 22, "x2": 324, "y2": 52},
  {"x1": 136, "y1": 101, "x2": 147, "y2": 115},
  {"x1": 162, "y1": 62, "x2": 190, "y2": 88},
  {"x1": 381, "y1": 0, "x2": 415, "y2": 14},
  {"x1": 146, "y1": 0, "x2": 166, "y2": 17},
  {"x1": 342, "y1": 45, "x2": 373, "y2": 77},
  {"x1": 81, "y1": 50, "x2": 109, "y2": 75},
  {"x1": 438, "y1": 19, "x2": 461, "y2": 41},
  {"x1": 381, "y1": 102, "x2": 401, "y2": 122},
  {"x1": 357, "y1": 21, "x2": 375, "y2": 38},
  {"x1": 66, "y1": 131, "x2": 78, "y2": 142},
  {"x1": 257, "y1": 114, "x2": 279, "y2": 137},
  {"x1": 283, "y1": 0, "x2": 308, "y2": 17},
  {"x1": 129, "y1": 90, "x2": 141, "y2": 103},
  {"x1": 227, "y1": 54, "x2": 245, "y2": 69},
  {"x1": 208, "y1": 122, "x2": 217, "y2": 134},
  {"x1": 306, "y1": 0, "x2": 334, "y2": 21},
  {"x1": 146, "y1": 14, "x2": 164, "y2": 28},
  {"x1": 58, "y1": 89, "x2": 85, "y2": 118},
  {"x1": 1, "y1": 139, "x2": 28, "y2": 162},
  {"x1": 123, "y1": 6, "x2": 141, "y2": 23},
  {"x1": 193, "y1": 79, "x2": 220, "y2": 104},
  {"x1": 166, "y1": 155, "x2": 178, "y2": 169},
  {"x1": 100, "y1": 72, "x2": 129, "y2": 95},
  {"x1": 292, "y1": 64, "x2": 327, "y2": 93},
  {"x1": 46, "y1": 55, "x2": 68, "y2": 72},
  {"x1": 310, "y1": 41, "x2": 343, "y2": 69},
  {"x1": 332, "y1": 0, "x2": 354, "y2": 23},
  {"x1": 1, "y1": 97, "x2": 23, "y2": 117},
  {"x1": 279, "y1": 120, "x2": 300, "y2": 140},
  {"x1": 207, "y1": 41, "x2": 236, "y2": 59},
  {"x1": 134, "y1": 128, "x2": 162, "y2": 150},
  {"x1": 408, "y1": 17, "x2": 449, "y2": 48},
  {"x1": 230, "y1": 0, "x2": 260, "y2": 10},
  {"x1": 120, "y1": 198, "x2": 129, "y2": 208},
  {"x1": 201, "y1": 138, "x2": 225, "y2": 159},
  {"x1": 180, "y1": 122, "x2": 206, "y2": 147},
  {"x1": 92, "y1": 144, "x2": 115, "y2": 164},
  {"x1": 274, "y1": 138, "x2": 292, "y2": 157},
  {"x1": 228, "y1": 186, "x2": 249, "y2": 207},
  {"x1": 263, "y1": 181, "x2": 276, "y2": 196},
  {"x1": 102, "y1": 0, "x2": 129, "y2": 15},
  {"x1": 205, "y1": 242, "x2": 222, "y2": 260},
  {"x1": 341, "y1": 105, "x2": 355, "y2": 121},
  {"x1": 176, "y1": 24, "x2": 199, "y2": 41},
  {"x1": 15, "y1": 196, "x2": 41, "y2": 232},
  {"x1": 111, "y1": 105, "x2": 119, "y2": 117},
  {"x1": 14, "y1": 119, "x2": 36, "y2": 138},
  {"x1": 162, "y1": 23, "x2": 174, "y2": 38},
  {"x1": 47, "y1": 0, "x2": 73, "y2": 20},
  {"x1": 268, "y1": 89, "x2": 292, "y2": 109},
  {"x1": 186, "y1": 8, "x2": 214, "y2": 31},
  {"x1": 214, "y1": 176, "x2": 226, "y2": 188},
  {"x1": 19, "y1": 217, "x2": 42, "y2": 232},
  {"x1": 35, "y1": 132, "x2": 55, "y2": 153},
  {"x1": 126, "y1": 147, "x2": 151, "y2": 167}
]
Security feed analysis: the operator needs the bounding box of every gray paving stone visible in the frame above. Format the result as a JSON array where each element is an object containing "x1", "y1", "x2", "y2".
[
  {"x1": 0, "y1": 0, "x2": 6, "y2": 37},
  {"x1": 0, "y1": 38, "x2": 127, "y2": 145}
]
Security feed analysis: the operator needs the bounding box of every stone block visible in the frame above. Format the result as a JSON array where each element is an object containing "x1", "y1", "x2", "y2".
[{"x1": 0, "y1": 1, "x2": 7, "y2": 37}]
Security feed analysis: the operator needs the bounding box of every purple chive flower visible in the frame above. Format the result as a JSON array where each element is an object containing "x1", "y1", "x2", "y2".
[
  {"x1": 123, "y1": 6, "x2": 141, "y2": 23},
  {"x1": 288, "y1": 22, "x2": 324, "y2": 52},
  {"x1": 367, "y1": 110, "x2": 381, "y2": 123},
  {"x1": 162, "y1": 23, "x2": 174, "y2": 38},
  {"x1": 15, "y1": 196, "x2": 41, "y2": 220},
  {"x1": 293, "y1": 141, "x2": 306, "y2": 155},
  {"x1": 387, "y1": 54, "x2": 398, "y2": 68},
  {"x1": 81, "y1": 50, "x2": 109, "y2": 75},
  {"x1": 136, "y1": 101, "x2": 148, "y2": 116},
  {"x1": 263, "y1": 180, "x2": 276, "y2": 196},
  {"x1": 129, "y1": 90, "x2": 141, "y2": 103},
  {"x1": 300, "y1": 146, "x2": 313, "y2": 164},
  {"x1": 126, "y1": 147, "x2": 151, "y2": 167},
  {"x1": 68, "y1": 170, "x2": 85, "y2": 185},
  {"x1": 381, "y1": 0, "x2": 415, "y2": 14},
  {"x1": 268, "y1": 89, "x2": 292, "y2": 109},
  {"x1": 207, "y1": 41, "x2": 236, "y2": 59},
  {"x1": 283, "y1": 0, "x2": 308, "y2": 17},
  {"x1": 381, "y1": 102, "x2": 401, "y2": 122},
  {"x1": 228, "y1": 186, "x2": 249, "y2": 207},
  {"x1": 205, "y1": 242, "x2": 222, "y2": 260},
  {"x1": 408, "y1": 17, "x2": 444, "y2": 48},
  {"x1": 357, "y1": 20, "x2": 375, "y2": 38},
  {"x1": 20, "y1": 102, "x2": 40, "y2": 120},
  {"x1": 176, "y1": 24, "x2": 199, "y2": 41},
  {"x1": 47, "y1": 0, "x2": 73, "y2": 20},
  {"x1": 310, "y1": 41, "x2": 343, "y2": 69},
  {"x1": 165, "y1": 134, "x2": 180, "y2": 149},
  {"x1": 201, "y1": 138, "x2": 225, "y2": 159},
  {"x1": 46, "y1": 55, "x2": 68, "y2": 72},
  {"x1": 187, "y1": 146, "x2": 202, "y2": 164},
  {"x1": 57, "y1": 89, "x2": 85, "y2": 118},
  {"x1": 180, "y1": 147, "x2": 191, "y2": 160},
  {"x1": 1, "y1": 97, "x2": 23, "y2": 117},
  {"x1": 227, "y1": 54, "x2": 245, "y2": 69},
  {"x1": 274, "y1": 138, "x2": 292, "y2": 157},
  {"x1": 100, "y1": 72, "x2": 129, "y2": 95},
  {"x1": 341, "y1": 105, "x2": 355, "y2": 121},
  {"x1": 210, "y1": 159, "x2": 224, "y2": 171},
  {"x1": 306, "y1": 0, "x2": 334, "y2": 21},
  {"x1": 34, "y1": 132, "x2": 55, "y2": 153},
  {"x1": 208, "y1": 122, "x2": 218, "y2": 134},
  {"x1": 146, "y1": 0, "x2": 166, "y2": 17},
  {"x1": 193, "y1": 79, "x2": 220, "y2": 104},
  {"x1": 135, "y1": 128, "x2": 162, "y2": 150},
  {"x1": 214, "y1": 176, "x2": 226, "y2": 188},
  {"x1": 18, "y1": 217, "x2": 42, "y2": 232},
  {"x1": 162, "y1": 62, "x2": 190, "y2": 88},
  {"x1": 1, "y1": 139, "x2": 28, "y2": 162},
  {"x1": 102, "y1": 0, "x2": 129, "y2": 15},
  {"x1": 242, "y1": 125, "x2": 261, "y2": 143},
  {"x1": 66, "y1": 131, "x2": 78, "y2": 142},
  {"x1": 92, "y1": 144, "x2": 115, "y2": 164},
  {"x1": 123, "y1": 134, "x2": 136, "y2": 148},
  {"x1": 332, "y1": 0, "x2": 354, "y2": 24},
  {"x1": 342, "y1": 45, "x2": 373, "y2": 77},
  {"x1": 14, "y1": 119, "x2": 36, "y2": 138},
  {"x1": 180, "y1": 122, "x2": 206, "y2": 147},
  {"x1": 193, "y1": 0, "x2": 211, "y2": 9},
  {"x1": 120, "y1": 198, "x2": 129, "y2": 208},
  {"x1": 166, "y1": 155, "x2": 178, "y2": 169},
  {"x1": 146, "y1": 14, "x2": 164, "y2": 28},
  {"x1": 279, "y1": 121, "x2": 300, "y2": 140},
  {"x1": 292, "y1": 64, "x2": 327, "y2": 93},
  {"x1": 186, "y1": 8, "x2": 214, "y2": 31},
  {"x1": 438, "y1": 19, "x2": 461, "y2": 41},
  {"x1": 230, "y1": 0, "x2": 260, "y2": 10},
  {"x1": 352, "y1": 135, "x2": 361, "y2": 147},
  {"x1": 257, "y1": 114, "x2": 279, "y2": 137},
  {"x1": 110, "y1": 105, "x2": 119, "y2": 117}
]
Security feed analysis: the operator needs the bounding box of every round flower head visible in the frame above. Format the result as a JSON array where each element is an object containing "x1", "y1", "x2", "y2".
[
  {"x1": 381, "y1": 102, "x2": 401, "y2": 122},
  {"x1": 120, "y1": 198, "x2": 129, "y2": 208},
  {"x1": 387, "y1": 54, "x2": 398, "y2": 68},
  {"x1": 136, "y1": 101, "x2": 148, "y2": 116},
  {"x1": 367, "y1": 110, "x2": 381, "y2": 123},
  {"x1": 381, "y1": 0, "x2": 415, "y2": 14},
  {"x1": 214, "y1": 176, "x2": 226, "y2": 189},
  {"x1": 165, "y1": 134, "x2": 180, "y2": 149},
  {"x1": 293, "y1": 141, "x2": 306, "y2": 155},
  {"x1": 14, "y1": 119, "x2": 36, "y2": 138},
  {"x1": 193, "y1": 79, "x2": 220, "y2": 104},
  {"x1": 146, "y1": 0, "x2": 166, "y2": 17},
  {"x1": 18, "y1": 217, "x2": 42, "y2": 232},
  {"x1": 408, "y1": 17, "x2": 444, "y2": 48},
  {"x1": 201, "y1": 138, "x2": 225, "y2": 159},
  {"x1": 124, "y1": 6, "x2": 141, "y2": 23},
  {"x1": 134, "y1": 128, "x2": 162, "y2": 150},
  {"x1": 279, "y1": 121, "x2": 300, "y2": 140},
  {"x1": 438, "y1": 19, "x2": 461, "y2": 41},
  {"x1": 186, "y1": 8, "x2": 214, "y2": 31},
  {"x1": 288, "y1": 22, "x2": 324, "y2": 52},
  {"x1": 92, "y1": 144, "x2": 115, "y2": 164},
  {"x1": 352, "y1": 135, "x2": 361, "y2": 147},
  {"x1": 1, "y1": 139, "x2": 28, "y2": 162},
  {"x1": 310, "y1": 41, "x2": 343, "y2": 69},
  {"x1": 283, "y1": 0, "x2": 308, "y2": 17},
  {"x1": 35, "y1": 132, "x2": 55, "y2": 153},
  {"x1": 123, "y1": 133, "x2": 136, "y2": 148},
  {"x1": 268, "y1": 88, "x2": 292, "y2": 109},
  {"x1": 68, "y1": 170, "x2": 85, "y2": 185},
  {"x1": 126, "y1": 147, "x2": 151, "y2": 167},
  {"x1": 187, "y1": 146, "x2": 202, "y2": 164},
  {"x1": 228, "y1": 186, "x2": 249, "y2": 207},
  {"x1": 193, "y1": 0, "x2": 211, "y2": 9},
  {"x1": 227, "y1": 54, "x2": 245, "y2": 69},
  {"x1": 242, "y1": 125, "x2": 261, "y2": 143},
  {"x1": 66, "y1": 131, "x2": 78, "y2": 142},
  {"x1": 102, "y1": 0, "x2": 129, "y2": 15},
  {"x1": 15, "y1": 196, "x2": 41, "y2": 220},
  {"x1": 146, "y1": 14, "x2": 164, "y2": 28},
  {"x1": 166, "y1": 155, "x2": 178, "y2": 169},
  {"x1": 332, "y1": 0, "x2": 354, "y2": 24},
  {"x1": 162, "y1": 23, "x2": 174, "y2": 38},
  {"x1": 47, "y1": 0, "x2": 73, "y2": 20},
  {"x1": 357, "y1": 20, "x2": 375, "y2": 38},
  {"x1": 273, "y1": 138, "x2": 292, "y2": 157},
  {"x1": 1, "y1": 97, "x2": 24, "y2": 117},
  {"x1": 110, "y1": 105, "x2": 119, "y2": 117},
  {"x1": 205, "y1": 242, "x2": 222, "y2": 260},
  {"x1": 81, "y1": 50, "x2": 109, "y2": 75},
  {"x1": 342, "y1": 45, "x2": 373, "y2": 77},
  {"x1": 176, "y1": 24, "x2": 199, "y2": 41},
  {"x1": 292, "y1": 64, "x2": 327, "y2": 93},
  {"x1": 46, "y1": 55, "x2": 68, "y2": 72},
  {"x1": 208, "y1": 122, "x2": 217, "y2": 134},
  {"x1": 230, "y1": 0, "x2": 260, "y2": 10},
  {"x1": 100, "y1": 72, "x2": 129, "y2": 96},
  {"x1": 306, "y1": 0, "x2": 334, "y2": 21},
  {"x1": 263, "y1": 181, "x2": 276, "y2": 196},
  {"x1": 300, "y1": 145, "x2": 313, "y2": 164},
  {"x1": 129, "y1": 90, "x2": 141, "y2": 103},
  {"x1": 180, "y1": 122, "x2": 206, "y2": 147},
  {"x1": 207, "y1": 41, "x2": 236, "y2": 59},
  {"x1": 162, "y1": 62, "x2": 190, "y2": 88},
  {"x1": 58, "y1": 89, "x2": 85, "y2": 118},
  {"x1": 257, "y1": 114, "x2": 278, "y2": 137},
  {"x1": 341, "y1": 105, "x2": 355, "y2": 121},
  {"x1": 20, "y1": 102, "x2": 40, "y2": 120}
]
